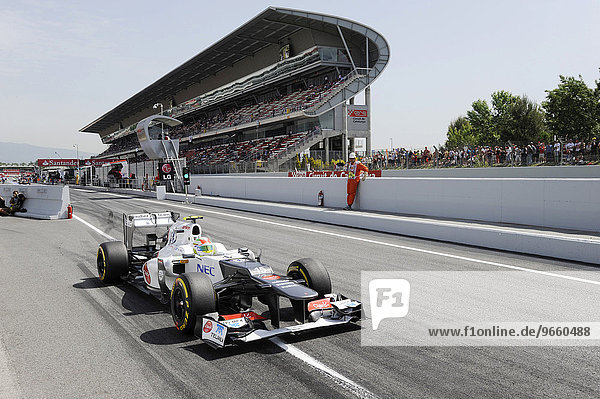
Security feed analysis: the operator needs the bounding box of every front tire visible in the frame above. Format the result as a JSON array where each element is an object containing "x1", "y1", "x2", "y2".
[
  {"x1": 287, "y1": 258, "x2": 332, "y2": 321},
  {"x1": 97, "y1": 241, "x2": 129, "y2": 284},
  {"x1": 287, "y1": 258, "x2": 332, "y2": 296},
  {"x1": 170, "y1": 273, "x2": 216, "y2": 334}
]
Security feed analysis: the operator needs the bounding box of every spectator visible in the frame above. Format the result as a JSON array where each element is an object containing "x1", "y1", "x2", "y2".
[{"x1": 0, "y1": 195, "x2": 8, "y2": 216}]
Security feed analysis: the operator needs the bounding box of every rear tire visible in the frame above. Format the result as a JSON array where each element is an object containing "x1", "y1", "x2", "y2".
[
  {"x1": 97, "y1": 241, "x2": 129, "y2": 284},
  {"x1": 287, "y1": 258, "x2": 332, "y2": 321},
  {"x1": 170, "y1": 273, "x2": 216, "y2": 334}
]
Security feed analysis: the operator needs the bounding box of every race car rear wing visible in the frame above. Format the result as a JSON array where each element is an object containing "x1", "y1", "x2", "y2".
[{"x1": 122, "y1": 211, "x2": 179, "y2": 249}]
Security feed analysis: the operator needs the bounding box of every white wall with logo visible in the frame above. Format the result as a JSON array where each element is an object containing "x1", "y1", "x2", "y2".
[{"x1": 191, "y1": 175, "x2": 600, "y2": 232}]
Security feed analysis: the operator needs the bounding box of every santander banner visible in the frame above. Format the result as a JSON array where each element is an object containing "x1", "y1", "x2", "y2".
[
  {"x1": 37, "y1": 159, "x2": 123, "y2": 167},
  {"x1": 288, "y1": 170, "x2": 381, "y2": 177},
  {"x1": 37, "y1": 159, "x2": 79, "y2": 167},
  {"x1": 82, "y1": 159, "x2": 123, "y2": 167}
]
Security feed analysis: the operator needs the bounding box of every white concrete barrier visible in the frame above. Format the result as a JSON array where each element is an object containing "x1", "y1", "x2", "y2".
[
  {"x1": 75, "y1": 186, "x2": 600, "y2": 264},
  {"x1": 191, "y1": 195, "x2": 600, "y2": 265},
  {"x1": 190, "y1": 176, "x2": 600, "y2": 233},
  {"x1": 0, "y1": 184, "x2": 71, "y2": 220},
  {"x1": 156, "y1": 186, "x2": 166, "y2": 200}
]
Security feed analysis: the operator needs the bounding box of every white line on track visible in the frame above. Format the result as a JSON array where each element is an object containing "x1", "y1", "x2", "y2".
[
  {"x1": 73, "y1": 212, "x2": 379, "y2": 399},
  {"x1": 122, "y1": 195, "x2": 600, "y2": 287},
  {"x1": 270, "y1": 337, "x2": 378, "y2": 399},
  {"x1": 73, "y1": 215, "x2": 115, "y2": 240}
]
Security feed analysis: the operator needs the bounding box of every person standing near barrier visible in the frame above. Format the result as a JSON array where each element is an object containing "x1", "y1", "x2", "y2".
[{"x1": 344, "y1": 152, "x2": 368, "y2": 210}]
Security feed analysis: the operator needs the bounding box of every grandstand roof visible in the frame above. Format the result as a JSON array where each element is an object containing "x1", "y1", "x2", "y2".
[{"x1": 80, "y1": 7, "x2": 389, "y2": 136}]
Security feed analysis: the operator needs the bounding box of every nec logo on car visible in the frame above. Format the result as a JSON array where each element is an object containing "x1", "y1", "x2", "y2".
[{"x1": 197, "y1": 264, "x2": 215, "y2": 276}]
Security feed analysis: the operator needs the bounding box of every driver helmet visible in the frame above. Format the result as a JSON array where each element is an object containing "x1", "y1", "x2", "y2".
[{"x1": 193, "y1": 236, "x2": 215, "y2": 255}]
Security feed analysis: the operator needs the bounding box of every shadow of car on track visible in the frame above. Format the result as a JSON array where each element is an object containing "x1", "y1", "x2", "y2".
[
  {"x1": 73, "y1": 277, "x2": 168, "y2": 316},
  {"x1": 177, "y1": 322, "x2": 360, "y2": 361},
  {"x1": 145, "y1": 304, "x2": 361, "y2": 361}
]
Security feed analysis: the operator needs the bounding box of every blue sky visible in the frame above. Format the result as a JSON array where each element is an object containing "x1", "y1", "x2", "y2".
[{"x1": 1, "y1": 0, "x2": 598, "y2": 154}]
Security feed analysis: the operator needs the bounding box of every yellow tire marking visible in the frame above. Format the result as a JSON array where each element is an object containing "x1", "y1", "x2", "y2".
[{"x1": 97, "y1": 246, "x2": 107, "y2": 280}]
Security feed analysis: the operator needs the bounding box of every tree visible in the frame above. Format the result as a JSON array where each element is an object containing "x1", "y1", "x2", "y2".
[
  {"x1": 446, "y1": 116, "x2": 477, "y2": 148},
  {"x1": 542, "y1": 75, "x2": 600, "y2": 141},
  {"x1": 491, "y1": 91, "x2": 519, "y2": 143},
  {"x1": 467, "y1": 100, "x2": 493, "y2": 144},
  {"x1": 505, "y1": 96, "x2": 548, "y2": 143}
]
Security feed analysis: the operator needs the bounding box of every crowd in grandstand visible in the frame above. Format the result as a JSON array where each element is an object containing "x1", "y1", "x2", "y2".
[
  {"x1": 96, "y1": 77, "x2": 344, "y2": 160},
  {"x1": 369, "y1": 138, "x2": 599, "y2": 169}
]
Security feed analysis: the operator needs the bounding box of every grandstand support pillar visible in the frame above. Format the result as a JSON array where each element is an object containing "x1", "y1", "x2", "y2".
[
  {"x1": 366, "y1": 86, "x2": 372, "y2": 155},
  {"x1": 342, "y1": 101, "x2": 348, "y2": 161},
  {"x1": 325, "y1": 137, "x2": 330, "y2": 164}
]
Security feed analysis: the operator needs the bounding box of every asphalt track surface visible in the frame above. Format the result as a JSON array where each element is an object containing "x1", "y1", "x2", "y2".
[{"x1": 1, "y1": 187, "x2": 599, "y2": 398}]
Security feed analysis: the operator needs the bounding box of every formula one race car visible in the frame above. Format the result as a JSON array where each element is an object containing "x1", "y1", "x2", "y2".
[{"x1": 96, "y1": 211, "x2": 361, "y2": 348}]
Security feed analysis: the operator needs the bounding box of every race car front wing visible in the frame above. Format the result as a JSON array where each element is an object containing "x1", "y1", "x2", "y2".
[{"x1": 198, "y1": 294, "x2": 361, "y2": 348}]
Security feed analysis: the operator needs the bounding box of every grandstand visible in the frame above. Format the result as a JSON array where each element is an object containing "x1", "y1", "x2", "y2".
[{"x1": 81, "y1": 7, "x2": 390, "y2": 173}]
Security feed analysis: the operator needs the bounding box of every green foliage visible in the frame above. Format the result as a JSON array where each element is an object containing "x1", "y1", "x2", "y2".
[
  {"x1": 446, "y1": 90, "x2": 548, "y2": 147},
  {"x1": 491, "y1": 91, "x2": 519, "y2": 143},
  {"x1": 542, "y1": 75, "x2": 600, "y2": 141},
  {"x1": 467, "y1": 100, "x2": 494, "y2": 144},
  {"x1": 446, "y1": 116, "x2": 477, "y2": 148},
  {"x1": 504, "y1": 96, "x2": 547, "y2": 143}
]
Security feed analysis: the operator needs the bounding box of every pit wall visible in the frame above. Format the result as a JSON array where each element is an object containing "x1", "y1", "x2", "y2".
[
  {"x1": 0, "y1": 184, "x2": 70, "y2": 219},
  {"x1": 190, "y1": 175, "x2": 600, "y2": 233}
]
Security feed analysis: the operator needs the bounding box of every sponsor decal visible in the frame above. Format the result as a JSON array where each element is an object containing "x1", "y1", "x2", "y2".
[
  {"x1": 272, "y1": 280, "x2": 299, "y2": 289},
  {"x1": 221, "y1": 318, "x2": 248, "y2": 329},
  {"x1": 249, "y1": 265, "x2": 273, "y2": 276},
  {"x1": 308, "y1": 298, "x2": 333, "y2": 312},
  {"x1": 197, "y1": 264, "x2": 215, "y2": 276},
  {"x1": 260, "y1": 274, "x2": 281, "y2": 280},
  {"x1": 201, "y1": 318, "x2": 227, "y2": 347},
  {"x1": 143, "y1": 263, "x2": 151, "y2": 285},
  {"x1": 222, "y1": 311, "x2": 266, "y2": 321},
  {"x1": 332, "y1": 299, "x2": 361, "y2": 310}
]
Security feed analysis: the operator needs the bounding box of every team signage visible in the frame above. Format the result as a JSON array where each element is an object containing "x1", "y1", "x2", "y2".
[
  {"x1": 287, "y1": 170, "x2": 381, "y2": 177},
  {"x1": 159, "y1": 162, "x2": 174, "y2": 180},
  {"x1": 37, "y1": 159, "x2": 79, "y2": 167}
]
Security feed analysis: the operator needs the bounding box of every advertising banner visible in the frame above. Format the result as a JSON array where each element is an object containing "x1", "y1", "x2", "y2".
[
  {"x1": 159, "y1": 162, "x2": 175, "y2": 180},
  {"x1": 288, "y1": 170, "x2": 381, "y2": 177},
  {"x1": 82, "y1": 159, "x2": 123, "y2": 167},
  {"x1": 347, "y1": 105, "x2": 369, "y2": 131},
  {"x1": 37, "y1": 159, "x2": 78, "y2": 167}
]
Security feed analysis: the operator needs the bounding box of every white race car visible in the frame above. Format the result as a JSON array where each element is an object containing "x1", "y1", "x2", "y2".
[{"x1": 96, "y1": 212, "x2": 361, "y2": 348}]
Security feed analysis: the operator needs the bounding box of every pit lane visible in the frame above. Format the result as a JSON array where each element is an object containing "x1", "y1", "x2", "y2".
[{"x1": 0, "y1": 188, "x2": 598, "y2": 398}]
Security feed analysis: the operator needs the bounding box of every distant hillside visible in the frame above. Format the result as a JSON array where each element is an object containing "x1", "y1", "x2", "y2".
[{"x1": 0, "y1": 142, "x2": 95, "y2": 164}]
